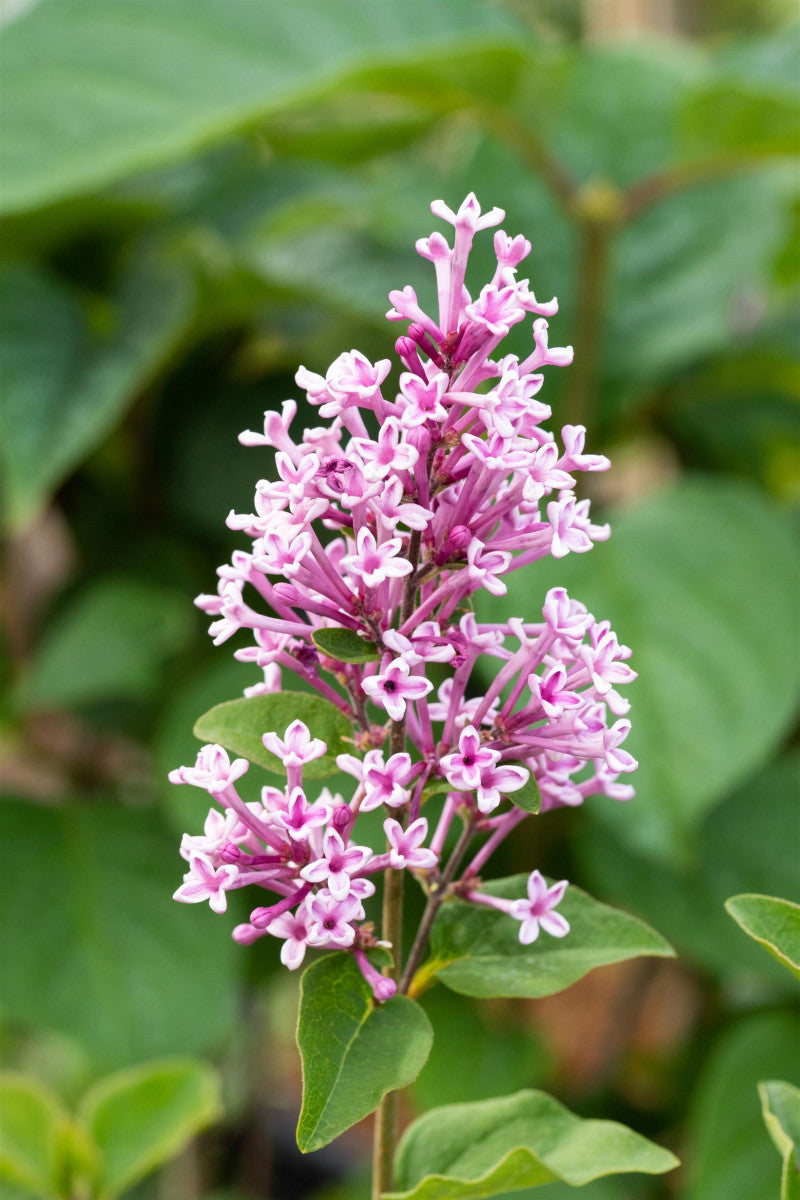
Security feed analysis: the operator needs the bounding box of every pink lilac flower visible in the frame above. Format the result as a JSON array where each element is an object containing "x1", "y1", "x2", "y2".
[
  {"x1": 173, "y1": 854, "x2": 240, "y2": 915},
  {"x1": 337, "y1": 749, "x2": 414, "y2": 811},
  {"x1": 300, "y1": 829, "x2": 372, "y2": 901},
  {"x1": 172, "y1": 194, "x2": 640, "y2": 995},
  {"x1": 361, "y1": 656, "x2": 433, "y2": 722},
  {"x1": 306, "y1": 891, "x2": 363, "y2": 948},
  {"x1": 340, "y1": 529, "x2": 413, "y2": 589},
  {"x1": 440, "y1": 725, "x2": 500, "y2": 791},
  {"x1": 510, "y1": 871, "x2": 570, "y2": 944},
  {"x1": 384, "y1": 818, "x2": 438, "y2": 871},
  {"x1": 267, "y1": 899, "x2": 315, "y2": 969}
]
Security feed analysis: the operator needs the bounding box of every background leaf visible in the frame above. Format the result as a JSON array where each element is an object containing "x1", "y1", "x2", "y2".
[
  {"x1": 78, "y1": 1059, "x2": 221, "y2": 1200},
  {"x1": 0, "y1": 253, "x2": 193, "y2": 529},
  {"x1": 0, "y1": 0, "x2": 517, "y2": 214},
  {"x1": 726, "y1": 894, "x2": 800, "y2": 980},
  {"x1": 0, "y1": 802, "x2": 241, "y2": 1068},
  {"x1": 296, "y1": 953, "x2": 433, "y2": 1153},
  {"x1": 17, "y1": 578, "x2": 194, "y2": 710},
  {"x1": 389, "y1": 1089, "x2": 678, "y2": 1199},
  {"x1": 685, "y1": 1012, "x2": 800, "y2": 1200},
  {"x1": 577, "y1": 754, "x2": 800, "y2": 985},
  {"x1": 759, "y1": 1081, "x2": 800, "y2": 1200},
  {"x1": 0, "y1": 1074, "x2": 72, "y2": 1199},
  {"x1": 424, "y1": 877, "x2": 673, "y2": 999}
]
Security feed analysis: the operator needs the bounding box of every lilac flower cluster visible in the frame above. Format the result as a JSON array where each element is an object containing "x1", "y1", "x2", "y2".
[{"x1": 172, "y1": 194, "x2": 637, "y2": 999}]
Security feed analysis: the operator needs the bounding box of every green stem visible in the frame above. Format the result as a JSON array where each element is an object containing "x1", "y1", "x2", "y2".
[
  {"x1": 399, "y1": 816, "x2": 475, "y2": 996},
  {"x1": 371, "y1": 864, "x2": 405, "y2": 1199},
  {"x1": 561, "y1": 215, "x2": 613, "y2": 430}
]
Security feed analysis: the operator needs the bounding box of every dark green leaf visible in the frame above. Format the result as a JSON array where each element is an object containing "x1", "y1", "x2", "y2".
[
  {"x1": 685, "y1": 1012, "x2": 800, "y2": 1200},
  {"x1": 296, "y1": 953, "x2": 432, "y2": 1153},
  {"x1": 759, "y1": 1081, "x2": 800, "y2": 1200},
  {"x1": 312, "y1": 627, "x2": 380, "y2": 664},
  {"x1": 726, "y1": 894, "x2": 800, "y2": 981},
  {"x1": 0, "y1": 802, "x2": 241, "y2": 1068},
  {"x1": 0, "y1": 254, "x2": 193, "y2": 529},
  {"x1": 477, "y1": 478, "x2": 800, "y2": 863},
  {"x1": 1, "y1": 0, "x2": 518, "y2": 215},
  {"x1": 193, "y1": 691, "x2": 353, "y2": 778},
  {"x1": 18, "y1": 578, "x2": 194, "y2": 710},
  {"x1": 78, "y1": 1059, "x2": 221, "y2": 1200},
  {"x1": 389, "y1": 1089, "x2": 678, "y2": 1199},
  {"x1": 0, "y1": 1074, "x2": 73, "y2": 1199},
  {"x1": 422, "y1": 876, "x2": 672, "y2": 999}
]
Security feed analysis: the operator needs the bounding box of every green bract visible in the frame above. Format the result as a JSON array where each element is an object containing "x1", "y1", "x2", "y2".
[{"x1": 312, "y1": 625, "x2": 381, "y2": 663}]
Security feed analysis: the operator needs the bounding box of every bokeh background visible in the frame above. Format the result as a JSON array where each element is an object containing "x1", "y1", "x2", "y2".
[{"x1": 1, "y1": 1, "x2": 798, "y2": 1198}]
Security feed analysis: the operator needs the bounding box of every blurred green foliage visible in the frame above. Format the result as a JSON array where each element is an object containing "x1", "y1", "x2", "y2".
[{"x1": 0, "y1": 0, "x2": 798, "y2": 1197}]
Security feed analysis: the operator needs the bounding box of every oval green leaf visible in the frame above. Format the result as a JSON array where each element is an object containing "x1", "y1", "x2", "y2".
[
  {"x1": 388, "y1": 1089, "x2": 678, "y2": 1199},
  {"x1": 312, "y1": 626, "x2": 380, "y2": 664},
  {"x1": 422, "y1": 876, "x2": 673, "y2": 999},
  {"x1": 726, "y1": 894, "x2": 800, "y2": 981},
  {"x1": 194, "y1": 691, "x2": 353, "y2": 778},
  {"x1": 78, "y1": 1059, "x2": 221, "y2": 1200},
  {"x1": 296, "y1": 953, "x2": 433, "y2": 1153}
]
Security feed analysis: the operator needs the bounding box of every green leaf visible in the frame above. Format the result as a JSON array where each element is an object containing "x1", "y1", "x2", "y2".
[
  {"x1": 577, "y1": 754, "x2": 800, "y2": 986},
  {"x1": 759, "y1": 1081, "x2": 800, "y2": 1200},
  {"x1": 726, "y1": 894, "x2": 800, "y2": 981},
  {"x1": 194, "y1": 691, "x2": 353, "y2": 778},
  {"x1": 0, "y1": 1074, "x2": 73, "y2": 1199},
  {"x1": 0, "y1": 253, "x2": 193, "y2": 530},
  {"x1": 296, "y1": 953, "x2": 433, "y2": 1153},
  {"x1": 476, "y1": 477, "x2": 800, "y2": 863},
  {"x1": 1, "y1": 0, "x2": 517, "y2": 215},
  {"x1": 685, "y1": 1012, "x2": 800, "y2": 1200},
  {"x1": 18, "y1": 578, "x2": 194, "y2": 710},
  {"x1": 388, "y1": 1089, "x2": 678, "y2": 1199},
  {"x1": 422, "y1": 876, "x2": 673, "y2": 1000},
  {"x1": 78, "y1": 1059, "x2": 221, "y2": 1200},
  {"x1": 509, "y1": 775, "x2": 541, "y2": 816},
  {"x1": 681, "y1": 79, "x2": 800, "y2": 160},
  {"x1": 0, "y1": 802, "x2": 241, "y2": 1068},
  {"x1": 312, "y1": 626, "x2": 380, "y2": 664}
]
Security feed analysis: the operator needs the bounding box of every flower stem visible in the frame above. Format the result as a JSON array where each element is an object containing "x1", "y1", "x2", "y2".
[
  {"x1": 371, "y1": 864, "x2": 404, "y2": 1199},
  {"x1": 399, "y1": 816, "x2": 475, "y2": 995}
]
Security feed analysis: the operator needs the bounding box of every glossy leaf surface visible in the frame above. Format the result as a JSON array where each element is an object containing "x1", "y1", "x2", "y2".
[{"x1": 296, "y1": 953, "x2": 432, "y2": 1153}]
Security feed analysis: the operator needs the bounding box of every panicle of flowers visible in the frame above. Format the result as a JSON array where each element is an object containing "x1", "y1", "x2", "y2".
[{"x1": 173, "y1": 193, "x2": 637, "y2": 1000}]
